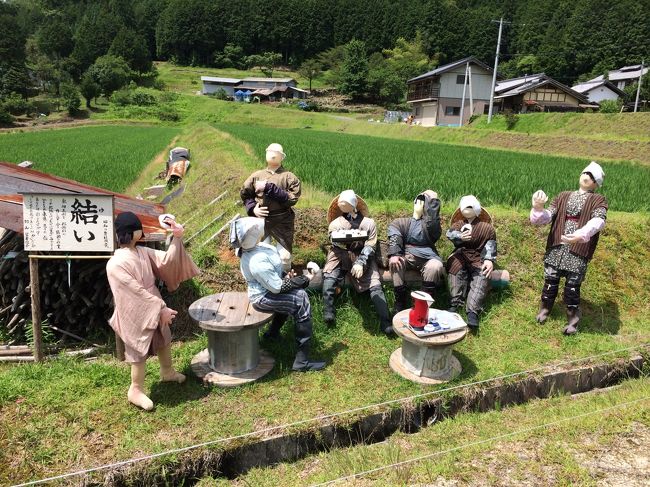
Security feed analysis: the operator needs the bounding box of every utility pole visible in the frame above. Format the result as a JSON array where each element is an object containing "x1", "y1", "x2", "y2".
[
  {"x1": 487, "y1": 18, "x2": 505, "y2": 123},
  {"x1": 634, "y1": 59, "x2": 644, "y2": 113},
  {"x1": 459, "y1": 63, "x2": 469, "y2": 126}
]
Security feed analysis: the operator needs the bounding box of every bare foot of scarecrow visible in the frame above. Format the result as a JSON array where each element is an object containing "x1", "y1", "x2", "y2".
[
  {"x1": 128, "y1": 385, "x2": 154, "y2": 411},
  {"x1": 160, "y1": 370, "x2": 186, "y2": 383}
]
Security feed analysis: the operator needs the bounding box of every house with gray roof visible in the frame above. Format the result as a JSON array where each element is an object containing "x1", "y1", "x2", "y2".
[
  {"x1": 200, "y1": 76, "x2": 307, "y2": 100},
  {"x1": 571, "y1": 79, "x2": 625, "y2": 103},
  {"x1": 406, "y1": 57, "x2": 497, "y2": 126},
  {"x1": 588, "y1": 65, "x2": 648, "y2": 91},
  {"x1": 494, "y1": 73, "x2": 592, "y2": 113}
]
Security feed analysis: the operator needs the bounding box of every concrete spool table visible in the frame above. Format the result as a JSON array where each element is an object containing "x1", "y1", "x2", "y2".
[
  {"x1": 389, "y1": 309, "x2": 468, "y2": 384},
  {"x1": 189, "y1": 292, "x2": 274, "y2": 387}
]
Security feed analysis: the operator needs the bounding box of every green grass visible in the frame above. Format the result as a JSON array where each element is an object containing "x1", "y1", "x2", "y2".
[
  {"x1": 213, "y1": 376, "x2": 650, "y2": 486},
  {"x1": 216, "y1": 123, "x2": 650, "y2": 212},
  {"x1": 1, "y1": 123, "x2": 649, "y2": 485},
  {"x1": 470, "y1": 112, "x2": 650, "y2": 141},
  {"x1": 0, "y1": 125, "x2": 179, "y2": 192}
]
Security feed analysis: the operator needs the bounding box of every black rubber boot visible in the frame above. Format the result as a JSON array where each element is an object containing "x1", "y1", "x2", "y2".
[
  {"x1": 564, "y1": 306, "x2": 581, "y2": 335},
  {"x1": 263, "y1": 313, "x2": 287, "y2": 341},
  {"x1": 370, "y1": 286, "x2": 395, "y2": 336},
  {"x1": 466, "y1": 311, "x2": 480, "y2": 328},
  {"x1": 322, "y1": 277, "x2": 338, "y2": 325},
  {"x1": 535, "y1": 300, "x2": 555, "y2": 324},
  {"x1": 292, "y1": 318, "x2": 326, "y2": 372},
  {"x1": 393, "y1": 285, "x2": 410, "y2": 313},
  {"x1": 537, "y1": 278, "x2": 559, "y2": 323}
]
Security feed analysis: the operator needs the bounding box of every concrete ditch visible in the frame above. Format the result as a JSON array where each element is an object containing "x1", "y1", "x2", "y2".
[{"x1": 100, "y1": 353, "x2": 647, "y2": 486}]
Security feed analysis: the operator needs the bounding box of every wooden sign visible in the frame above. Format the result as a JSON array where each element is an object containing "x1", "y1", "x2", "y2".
[{"x1": 22, "y1": 193, "x2": 115, "y2": 252}]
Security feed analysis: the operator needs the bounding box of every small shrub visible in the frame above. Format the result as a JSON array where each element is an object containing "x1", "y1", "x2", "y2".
[
  {"x1": 599, "y1": 99, "x2": 622, "y2": 113},
  {"x1": 210, "y1": 88, "x2": 228, "y2": 100},
  {"x1": 298, "y1": 100, "x2": 321, "y2": 112},
  {"x1": 32, "y1": 100, "x2": 52, "y2": 115},
  {"x1": 468, "y1": 114, "x2": 480, "y2": 124},
  {"x1": 0, "y1": 109, "x2": 13, "y2": 124},
  {"x1": 111, "y1": 88, "x2": 133, "y2": 106},
  {"x1": 2, "y1": 93, "x2": 33, "y2": 116},
  {"x1": 132, "y1": 89, "x2": 157, "y2": 106},
  {"x1": 192, "y1": 246, "x2": 219, "y2": 268},
  {"x1": 504, "y1": 111, "x2": 519, "y2": 130},
  {"x1": 157, "y1": 104, "x2": 180, "y2": 122},
  {"x1": 158, "y1": 91, "x2": 178, "y2": 103},
  {"x1": 60, "y1": 82, "x2": 81, "y2": 115}
]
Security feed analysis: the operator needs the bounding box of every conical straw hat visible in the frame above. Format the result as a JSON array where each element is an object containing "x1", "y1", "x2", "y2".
[
  {"x1": 327, "y1": 193, "x2": 370, "y2": 223},
  {"x1": 450, "y1": 207, "x2": 493, "y2": 225}
]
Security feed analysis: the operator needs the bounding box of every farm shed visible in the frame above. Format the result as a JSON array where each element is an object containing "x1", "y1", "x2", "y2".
[
  {"x1": 407, "y1": 57, "x2": 498, "y2": 127},
  {"x1": 495, "y1": 74, "x2": 592, "y2": 113},
  {"x1": 200, "y1": 76, "x2": 241, "y2": 96},
  {"x1": 0, "y1": 161, "x2": 166, "y2": 347}
]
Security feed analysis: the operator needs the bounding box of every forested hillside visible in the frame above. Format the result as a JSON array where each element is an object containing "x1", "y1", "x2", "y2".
[{"x1": 1, "y1": 0, "x2": 648, "y2": 118}]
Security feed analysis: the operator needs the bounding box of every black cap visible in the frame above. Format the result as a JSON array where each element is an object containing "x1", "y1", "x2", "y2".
[{"x1": 115, "y1": 211, "x2": 143, "y2": 237}]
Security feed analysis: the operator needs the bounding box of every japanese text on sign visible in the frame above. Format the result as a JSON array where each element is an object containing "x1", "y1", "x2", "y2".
[{"x1": 23, "y1": 193, "x2": 115, "y2": 252}]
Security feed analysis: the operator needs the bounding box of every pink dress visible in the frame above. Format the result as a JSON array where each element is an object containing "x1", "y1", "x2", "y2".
[{"x1": 106, "y1": 238, "x2": 199, "y2": 362}]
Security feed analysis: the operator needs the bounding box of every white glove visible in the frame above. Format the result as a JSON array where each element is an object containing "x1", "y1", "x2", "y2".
[
  {"x1": 532, "y1": 190, "x2": 548, "y2": 210},
  {"x1": 481, "y1": 259, "x2": 494, "y2": 278},
  {"x1": 351, "y1": 264, "x2": 364, "y2": 279},
  {"x1": 253, "y1": 204, "x2": 269, "y2": 218}
]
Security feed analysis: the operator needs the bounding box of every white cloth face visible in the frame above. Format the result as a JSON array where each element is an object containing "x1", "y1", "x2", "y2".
[
  {"x1": 338, "y1": 190, "x2": 357, "y2": 211},
  {"x1": 459, "y1": 195, "x2": 481, "y2": 217},
  {"x1": 230, "y1": 217, "x2": 265, "y2": 251},
  {"x1": 582, "y1": 161, "x2": 604, "y2": 187}
]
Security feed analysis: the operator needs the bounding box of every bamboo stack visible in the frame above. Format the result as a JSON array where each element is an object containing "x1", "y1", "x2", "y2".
[{"x1": 0, "y1": 230, "x2": 114, "y2": 345}]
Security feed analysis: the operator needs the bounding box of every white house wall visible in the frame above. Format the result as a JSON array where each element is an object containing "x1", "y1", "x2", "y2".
[
  {"x1": 438, "y1": 65, "x2": 493, "y2": 99},
  {"x1": 585, "y1": 86, "x2": 621, "y2": 103}
]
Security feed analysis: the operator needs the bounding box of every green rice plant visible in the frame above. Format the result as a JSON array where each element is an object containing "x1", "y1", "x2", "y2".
[
  {"x1": 217, "y1": 124, "x2": 649, "y2": 212},
  {"x1": 0, "y1": 125, "x2": 179, "y2": 192}
]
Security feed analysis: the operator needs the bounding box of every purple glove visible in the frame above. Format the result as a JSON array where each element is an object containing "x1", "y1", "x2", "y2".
[
  {"x1": 244, "y1": 198, "x2": 257, "y2": 216},
  {"x1": 264, "y1": 182, "x2": 289, "y2": 202}
]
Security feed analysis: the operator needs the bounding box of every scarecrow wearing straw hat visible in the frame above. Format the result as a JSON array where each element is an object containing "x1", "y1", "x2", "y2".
[
  {"x1": 387, "y1": 190, "x2": 445, "y2": 313},
  {"x1": 240, "y1": 143, "x2": 300, "y2": 271},
  {"x1": 530, "y1": 161, "x2": 608, "y2": 335},
  {"x1": 446, "y1": 195, "x2": 497, "y2": 329},
  {"x1": 322, "y1": 190, "x2": 394, "y2": 335}
]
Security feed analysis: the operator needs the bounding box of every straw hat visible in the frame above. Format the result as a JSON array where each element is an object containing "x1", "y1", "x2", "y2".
[
  {"x1": 327, "y1": 192, "x2": 370, "y2": 223},
  {"x1": 451, "y1": 207, "x2": 492, "y2": 225}
]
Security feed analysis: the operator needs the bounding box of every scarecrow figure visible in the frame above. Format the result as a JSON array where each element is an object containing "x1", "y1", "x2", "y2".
[
  {"x1": 231, "y1": 217, "x2": 325, "y2": 372},
  {"x1": 106, "y1": 212, "x2": 200, "y2": 411},
  {"x1": 240, "y1": 143, "x2": 300, "y2": 271},
  {"x1": 530, "y1": 161, "x2": 608, "y2": 335},
  {"x1": 322, "y1": 190, "x2": 394, "y2": 335},
  {"x1": 387, "y1": 190, "x2": 445, "y2": 313},
  {"x1": 446, "y1": 195, "x2": 497, "y2": 329}
]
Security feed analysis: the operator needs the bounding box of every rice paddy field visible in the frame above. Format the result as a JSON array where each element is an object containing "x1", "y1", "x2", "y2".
[
  {"x1": 217, "y1": 124, "x2": 649, "y2": 213},
  {"x1": 0, "y1": 125, "x2": 179, "y2": 192}
]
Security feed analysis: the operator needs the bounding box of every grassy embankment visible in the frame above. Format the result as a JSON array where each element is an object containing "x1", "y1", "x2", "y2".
[
  {"x1": 1, "y1": 118, "x2": 649, "y2": 484},
  {"x1": 202, "y1": 376, "x2": 650, "y2": 486},
  {"x1": 0, "y1": 125, "x2": 179, "y2": 192}
]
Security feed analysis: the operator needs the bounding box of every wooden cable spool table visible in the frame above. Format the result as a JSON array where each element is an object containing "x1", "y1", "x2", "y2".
[
  {"x1": 389, "y1": 309, "x2": 468, "y2": 384},
  {"x1": 189, "y1": 292, "x2": 274, "y2": 387}
]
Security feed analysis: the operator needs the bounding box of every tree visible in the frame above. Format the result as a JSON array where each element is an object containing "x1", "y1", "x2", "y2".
[
  {"x1": 71, "y1": 7, "x2": 122, "y2": 72},
  {"x1": 109, "y1": 27, "x2": 152, "y2": 73},
  {"x1": 36, "y1": 16, "x2": 74, "y2": 59},
  {"x1": 245, "y1": 52, "x2": 282, "y2": 77},
  {"x1": 383, "y1": 33, "x2": 432, "y2": 82},
  {"x1": 60, "y1": 81, "x2": 81, "y2": 114},
  {"x1": 79, "y1": 72, "x2": 101, "y2": 108},
  {"x1": 87, "y1": 55, "x2": 131, "y2": 99},
  {"x1": 339, "y1": 39, "x2": 368, "y2": 99},
  {"x1": 297, "y1": 59, "x2": 322, "y2": 92},
  {"x1": 213, "y1": 43, "x2": 245, "y2": 68}
]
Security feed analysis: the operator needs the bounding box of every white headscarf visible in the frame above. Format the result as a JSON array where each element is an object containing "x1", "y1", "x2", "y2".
[
  {"x1": 229, "y1": 217, "x2": 265, "y2": 254},
  {"x1": 582, "y1": 161, "x2": 604, "y2": 187},
  {"x1": 338, "y1": 190, "x2": 357, "y2": 211},
  {"x1": 459, "y1": 195, "x2": 481, "y2": 216}
]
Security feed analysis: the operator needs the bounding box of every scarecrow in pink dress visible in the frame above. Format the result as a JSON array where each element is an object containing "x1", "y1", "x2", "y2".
[{"x1": 106, "y1": 212, "x2": 199, "y2": 410}]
